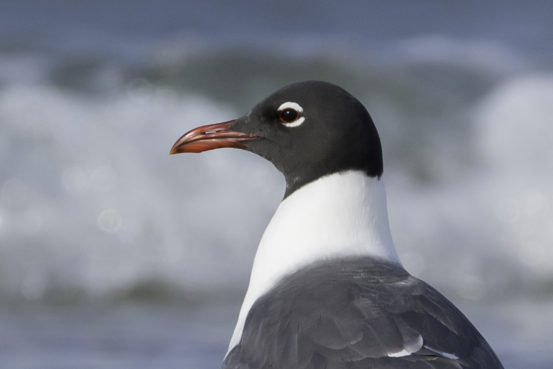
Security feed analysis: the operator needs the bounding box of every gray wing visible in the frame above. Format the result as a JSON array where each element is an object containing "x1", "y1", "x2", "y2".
[{"x1": 223, "y1": 257, "x2": 504, "y2": 369}]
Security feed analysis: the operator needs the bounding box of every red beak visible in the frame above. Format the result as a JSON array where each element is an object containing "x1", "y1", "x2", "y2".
[{"x1": 170, "y1": 120, "x2": 257, "y2": 154}]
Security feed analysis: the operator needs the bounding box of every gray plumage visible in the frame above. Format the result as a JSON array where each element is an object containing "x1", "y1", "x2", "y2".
[{"x1": 223, "y1": 257, "x2": 503, "y2": 369}]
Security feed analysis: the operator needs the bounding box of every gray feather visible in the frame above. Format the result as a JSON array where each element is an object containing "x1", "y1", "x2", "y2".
[{"x1": 223, "y1": 257, "x2": 503, "y2": 369}]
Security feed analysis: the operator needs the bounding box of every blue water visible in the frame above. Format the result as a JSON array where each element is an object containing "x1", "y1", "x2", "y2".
[
  {"x1": 1, "y1": 1, "x2": 552, "y2": 368},
  {"x1": 0, "y1": 304, "x2": 233, "y2": 369},
  {"x1": 1, "y1": 299, "x2": 552, "y2": 369}
]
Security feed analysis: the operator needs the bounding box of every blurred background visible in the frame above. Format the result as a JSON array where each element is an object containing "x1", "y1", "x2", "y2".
[{"x1": 1, "y1": 0, "x2": 552, "y2": 368}]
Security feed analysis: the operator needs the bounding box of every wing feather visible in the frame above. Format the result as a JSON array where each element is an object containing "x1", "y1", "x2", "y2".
[{"x1": 223, "y1": 257, "x2": 503, "y2": 369}]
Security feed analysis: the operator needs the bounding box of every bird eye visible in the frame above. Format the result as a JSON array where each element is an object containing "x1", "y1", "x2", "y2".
[
  {"x1": 277, "y1": 102, "x2": 305, "y2": 127},
  {"x1": 279, "y1": 108, "x2": 300, "y2": 123}
]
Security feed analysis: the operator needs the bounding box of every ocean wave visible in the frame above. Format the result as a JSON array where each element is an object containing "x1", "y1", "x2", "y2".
[
  {"x1": 0, "y1": 83, "x2": 280, "y2": 303},
  {"x1": 1, "y1": 42, "x2": 552, "y2": 304}
]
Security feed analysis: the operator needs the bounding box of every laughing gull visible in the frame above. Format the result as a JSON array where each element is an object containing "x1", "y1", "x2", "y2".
[{"x1": 171, "y1": 81, "x2": 504, "y2": 368}]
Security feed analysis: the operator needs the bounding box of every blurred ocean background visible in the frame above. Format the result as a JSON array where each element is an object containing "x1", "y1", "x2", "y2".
[{"x1": 1, "y1": 1, "x2": 552, "y2": 368}]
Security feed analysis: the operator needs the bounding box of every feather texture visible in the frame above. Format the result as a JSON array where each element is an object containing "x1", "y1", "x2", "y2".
[{"x1": 223, "y1": 257, "x2": 503, "y2": 369}]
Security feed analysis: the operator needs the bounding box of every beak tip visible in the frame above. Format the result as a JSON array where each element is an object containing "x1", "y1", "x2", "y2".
[{"x1": 169, "y1": 144, "x2": 179, "y2": 155}]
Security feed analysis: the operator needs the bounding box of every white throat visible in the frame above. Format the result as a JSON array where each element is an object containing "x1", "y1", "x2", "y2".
[{"x1": 227, "y1": 170, "x2": 400, "y2": 353}]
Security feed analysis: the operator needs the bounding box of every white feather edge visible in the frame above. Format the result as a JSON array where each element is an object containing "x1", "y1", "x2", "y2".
[
  {"x1": 387, "y1": 335, "x2": 423, "y2": 357},
  {"x1": 387, "y1": 336, "x2": 459, "y2": 361}
]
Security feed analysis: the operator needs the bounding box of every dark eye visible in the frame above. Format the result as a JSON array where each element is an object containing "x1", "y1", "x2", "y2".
[
  {"x1": 276, "y1": 101, "x2": 305, "y2": 127},
  {"x1": 278, "y1": 108, "x2": 300, "y2": 123}
]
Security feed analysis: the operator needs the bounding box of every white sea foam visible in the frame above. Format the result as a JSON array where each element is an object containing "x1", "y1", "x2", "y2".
[
  {"x1": 475, "y1": 74, "x2": 553, "y2": 277},
  {"x1": 0, "y1": 83, "x2": 282, "y2": 301},
  {"x1": 0, "y1": 62, "x2": 552, "y2": 303},
  {"x1": 389, "y1": 73, "x2": 553, "y2": 296}
]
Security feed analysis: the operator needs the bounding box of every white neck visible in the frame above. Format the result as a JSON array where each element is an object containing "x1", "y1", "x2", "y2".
[{"x1": 227, "y1": 170, "x2": 400, "y2": 353}]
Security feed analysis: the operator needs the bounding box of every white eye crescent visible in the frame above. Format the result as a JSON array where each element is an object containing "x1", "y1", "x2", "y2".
[{"x1": 277, "y1": 101, "x2": 305, "y2": 127}]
